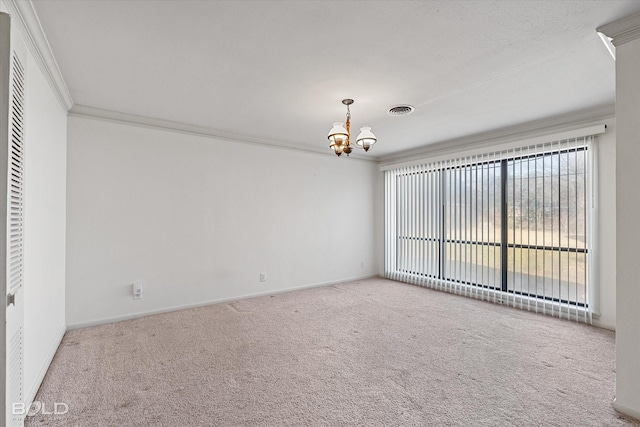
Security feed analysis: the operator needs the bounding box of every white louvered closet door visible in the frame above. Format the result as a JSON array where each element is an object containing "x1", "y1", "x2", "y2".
[{"x1": 1, "y1": 12, "x2": 25, "y2": 427}]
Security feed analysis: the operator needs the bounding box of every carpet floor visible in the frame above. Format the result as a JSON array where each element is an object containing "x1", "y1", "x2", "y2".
[{"x1": 27, "y1": 278, "x2": 639, "y2": 426}]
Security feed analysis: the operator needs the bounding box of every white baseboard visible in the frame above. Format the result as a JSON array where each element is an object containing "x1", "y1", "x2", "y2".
[
  {"x1": 67, "y1": 275, "x2": 379, "y2": 330},
  {"x1": 613, "y1": 399, "x2": 640, "y2": 421},
  {"x1": 591, "y1": 318, "x2": 615, "y2": 331},
  {"x1": 24, "y1": 324, "x2": 66, "y2": 408}
]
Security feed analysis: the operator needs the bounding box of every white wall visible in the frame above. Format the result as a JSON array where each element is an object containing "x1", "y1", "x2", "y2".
[
  {"x1": 593, "y1": 118, "x2": 616, "y2": 329},
  {"x1": 0, "y1": 0, "x2": 68, "y2": 408},
  {"x1": 23, "y1": 44, "x2": 67, "y2": 403},
  {"x1": 66, "y1": 115, "x2": 378, "y2": 328}
]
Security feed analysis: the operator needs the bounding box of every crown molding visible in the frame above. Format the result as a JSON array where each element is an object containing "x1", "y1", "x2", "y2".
[
  {"x1": 597, "y1": 12, "x2": 640, "y2": 46},
  {"x1": 69, "y1": 104, "x2": 376, "y2": 162},
  {"x1": 3, "y1": 0, "x2": 73, "y2": 110},
  {"x1": 378, "y1": 104, "x2": 615, "y2": 167}
]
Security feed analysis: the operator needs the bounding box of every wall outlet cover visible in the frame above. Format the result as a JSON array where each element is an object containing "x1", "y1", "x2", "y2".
[{"x1": 132, "y1": 282, "x2": 143, "y2": 300}]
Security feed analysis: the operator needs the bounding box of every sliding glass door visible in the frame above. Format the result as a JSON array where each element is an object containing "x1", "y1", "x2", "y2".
[
  {"x1": 443, "y1": 160, "x2": 502, "y2": 289},
  {"x1": 387, "y1": 141, "x2": 590, "y2": 310},
  {"x1": 505, "y1": 148, "x2": 588, "y2": 306}
]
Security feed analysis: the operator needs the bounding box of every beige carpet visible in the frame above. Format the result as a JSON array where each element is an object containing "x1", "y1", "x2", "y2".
[{"x1": 27, "y1": 278, "x2": 639, "y2": 426}]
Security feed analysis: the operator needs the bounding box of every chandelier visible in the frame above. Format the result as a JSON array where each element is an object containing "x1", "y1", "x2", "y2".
[{"x1": 327, "y1": 99, "x2": 377, "y2": 157}]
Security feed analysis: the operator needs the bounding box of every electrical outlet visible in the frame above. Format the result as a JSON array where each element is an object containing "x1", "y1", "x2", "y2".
[
  {"x1": 259, "y1": 273, "x2": 267, "y2": 282},
  {"x1": 132, "y1": 282, "x2": 143, "y2": 300}
]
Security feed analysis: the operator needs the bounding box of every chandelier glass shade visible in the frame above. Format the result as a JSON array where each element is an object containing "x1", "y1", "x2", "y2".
[
  {"x1": 327, "y1": 99, "x2": 377, "y2": 156},
  {"x1": 356, "y1": 126, "x2": 376, "y2": 152}
]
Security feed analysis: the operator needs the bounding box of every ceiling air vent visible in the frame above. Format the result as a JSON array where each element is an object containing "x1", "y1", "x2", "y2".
[{"x1": 388, "y1": 105, "x2": 415, "y2": 116}]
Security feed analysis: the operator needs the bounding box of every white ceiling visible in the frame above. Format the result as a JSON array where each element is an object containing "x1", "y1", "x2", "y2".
[{"x1": 31, "y1": 0, "x2": 640, "y2": 158}]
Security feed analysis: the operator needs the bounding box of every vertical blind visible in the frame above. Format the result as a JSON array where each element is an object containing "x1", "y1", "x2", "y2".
[{"x1": 384, "y1": 136, "x2": 593, "y2": 323}]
